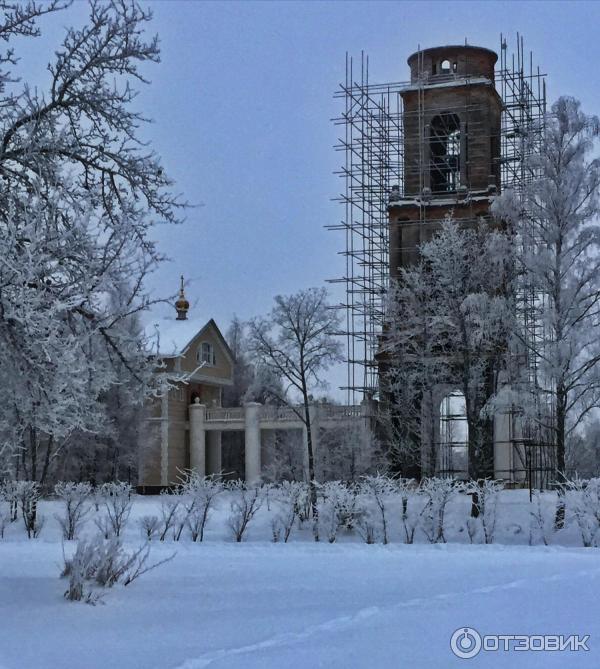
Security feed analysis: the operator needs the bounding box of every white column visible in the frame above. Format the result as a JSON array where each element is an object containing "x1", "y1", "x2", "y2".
[
  {"x1": 160, "y1": 391, "x2": 169, "y2": 486},
  {"x1": 207, "y1": 430, "x2": 222, "y2": 476},
  {"x1": 493, "y1": 372, "x2": 516, "y2": 482},
  {"x1": 244, "y1": 402, "x2": 262, "y2": 485},
  {"x1": 494, "y1": 407, "x2": 512, "y2": 481},
  {"x1": 189, "y1": 402, "x2": 206, "y2": 478}
]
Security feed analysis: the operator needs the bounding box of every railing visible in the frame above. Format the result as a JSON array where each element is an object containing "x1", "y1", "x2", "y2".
[
  {"x1": 205, "y1": 407, "x2": 244, "y2": 422},
  {"x1": 204, "y1": 404, "x2": 368, "y2": 425},
  {"x1": 259, "y1": 406, "x2": 301, "y2": 423},
  {"x1": 319, "y1": 404, "x2": 363, "y2": 419}
]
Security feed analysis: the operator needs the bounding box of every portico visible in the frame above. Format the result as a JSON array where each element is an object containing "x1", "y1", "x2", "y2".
[{"x1": 189, "y1": 401, "x2": 373, "y2": 485}]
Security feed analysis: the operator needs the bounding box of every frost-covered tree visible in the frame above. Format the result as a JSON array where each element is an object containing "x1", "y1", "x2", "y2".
[
  {"x1": 492, "y1": 97, "x2": 600, "y2": 478},
  {"x1": 247, "y1": 287, "x2": 343, "y2": 506},
  {"x1": 0, "y1": 2, "x2": 182, "y2": 478},
  {"x1": 222, "y1": 316, "x2": 254, "y2": 408},
  {"x1": 317, "y1": 418, "x2": 380, "y2": 482},
  {"x1": 383, "y1": 217, "x2": 515, "y2": 479},
  {"x1": 567, "y1": 420, "x2": 600, "y2": 478},
  {"x1": 382, "y1": 259, "x2": 448, "y2": 477}
]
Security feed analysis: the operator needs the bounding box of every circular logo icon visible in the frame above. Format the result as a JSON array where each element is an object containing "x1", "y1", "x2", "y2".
[{"x1": 451, "y1": 627, "x2": 482, "y2": 659}]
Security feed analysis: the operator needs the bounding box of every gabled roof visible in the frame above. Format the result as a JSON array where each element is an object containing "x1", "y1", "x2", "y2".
[{"x1": 151, "y1": 316, "x2": 234, "y2": 365}]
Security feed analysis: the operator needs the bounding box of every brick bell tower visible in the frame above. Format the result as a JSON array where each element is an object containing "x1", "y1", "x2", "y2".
[
  {"x1": 383, "y1": 45, "x2": 504, "y2": 479},
  {"x1": 388, "y1": 45, "x2": 502, "y2": 272}
]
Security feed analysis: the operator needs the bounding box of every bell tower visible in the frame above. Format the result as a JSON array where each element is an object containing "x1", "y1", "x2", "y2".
[{"x1": 389, "y1": 45, "x2": 502, "y2": 273}]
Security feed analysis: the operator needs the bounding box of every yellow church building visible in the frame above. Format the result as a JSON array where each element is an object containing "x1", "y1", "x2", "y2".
[{"x1": 138, "y1": 280, "x2": 234, "y2": 491}]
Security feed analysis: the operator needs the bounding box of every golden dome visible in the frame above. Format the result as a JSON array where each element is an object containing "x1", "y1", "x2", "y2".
[{"x1": 175, "y1": 275, "x2": 189, "y2": 320}]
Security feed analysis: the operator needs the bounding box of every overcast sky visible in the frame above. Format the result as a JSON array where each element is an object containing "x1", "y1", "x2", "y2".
[{"x1": 19, "y1": 0, "x2": 600, "y2": 397}]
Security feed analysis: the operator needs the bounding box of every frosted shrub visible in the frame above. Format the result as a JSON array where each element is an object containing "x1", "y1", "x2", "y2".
[
  {"x1": 0, "y1": 486, "x2": 8, "y2": 537},
  {"x1": 158, "y1": 489, "x2": 181, "y2": 541},
  {"x1": 465, "y1": 517, "x2": 480, "y2": 544},
  {"x1": 0, "y1": 507, "x2": 8, "y2": 538},
  {"x1": 356, "y1": 515, "x2": 377, "y2": 544},
  {"x1": 529, "y1": 490, "x2": 556, "y2": 546},
  {"x1": 420, "y1": 477, "x2": 457, "y2": 544},
  {"x1": 0, "y1": 481, "x2": 18, "y2": 522},
  {"x1": 465, "y1": 480, "x2": 503, "y2": 544},
  {"x1": 357, "y1": 475, "x2": 396, "y2": 544},
  {"x1": 96, "y1": 482, "x2": 133, "y2": 537},
  {"x1": 62, "y1": 530, "x2": 175, "y2": 604},
  {"x1": 355, "y1": 492, "x2": 380, "y2": 545},
  {"x1": 396, "y1": 478, "x2": 421, "y2": 544},
  {"x1": 54, "y1": 482, "x2": 93, "y2": 540},
  {"x1": 172, "y1": 506, "x2": 188, "y2": 542},
  {"x1": 95, "y1": 515, "x2": 114, "y2": 539},
  {"x1": 181, "y1": 474, "x2": 224, "y2": 542},
  {"x1": 9, "y1": 480, "x2": 43, "y2": 538},
  {"x1": 227, "y1": 481, "x2": 264, "y2": 542},
  {"x1": 270, "y1": 481, "x2": 308, "y2": 543},
  {"x1": 62, "y1": 536, "x2": 103, "y2": 605},
  {"x1": 317, "y1": 481, "x2": 359, "y2": 544},
  {"x1": 139, "y1": 515, "x2": 160, "y2": 541},
  {"x1": 566, "y1": 478, "x2": 600, "y2": 547}
]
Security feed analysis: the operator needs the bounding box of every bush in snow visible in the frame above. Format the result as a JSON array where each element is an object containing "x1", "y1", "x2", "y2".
[
  {"x1": 171, "y1": 503, "x2": 189, "y2": 542},
  {"x1": 270, "y1": 480, "x2": 308, "y2": 543},
  {"x1": 316, "y1": 481, "x2": 359, "y2": 543},
  {"x1": 62, "y1": 530, "x2": 175, "y2": 604},
  {"x1": 565, "y1": 478, "x2": 600, "y2": 547},
  {"x1": 529, "y1": 490, "x2": 557, "y2": 546},
  {"x1": 139, "y1": 515, "x2": 160, "y2": 541},
  {"x1": 0, "y1": 505, "x2": 8, "y2": 538},
  {"x1": 227, "y1": 481, "x2": 264, "y2": 542},
  {"x1": 158, "y1": 489, "x2": 182, "y2": 541},
  {"x1": 95, "y1": 482, "x2": 133, "y2": 537},
  {"x1": 5, "y1": 480, "x2": 43, "y2": 538},
  {"x1": 465, "y1": 480, "x2": 503, "y2": 544},
  {"x1": 396, "y1": 478, "x2": 421, "y2": 544},
  {"x1": 420, "y1": 477, "x2": 457, "y2": 544},
  {"x1": 356, "y1": 474, "x2": 396, "y2": 544},
  {"x1": 54, "y1": 482, "x2": 93, "y2": 540},
  {"x1": 0, "y1": 481, "x2": 18, "y2": 522},
  {"x1": 181, "y1": 474, "x2": 224, "y2": 542}
]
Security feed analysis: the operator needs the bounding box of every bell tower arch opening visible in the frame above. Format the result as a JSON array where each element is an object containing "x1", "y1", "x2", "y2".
[
  {"x1": 430, "y1": 112, "x2": 461, "y2": 193},
  {"x1": 439, "y1": 391, "x2": 469, "y2": 479}
]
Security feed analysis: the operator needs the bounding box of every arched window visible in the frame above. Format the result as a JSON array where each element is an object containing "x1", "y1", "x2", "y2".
[
  {"x1": 430, "y1": 113, "x2": 461, "y2": 193},
  {"x1": 441, "y1": 59, "x2": 451, "y2": 74},
  {"x1": 197, "y1": 342, "x2": 216, "y2": 366},
  {"x1": 439, "y1": 391, "x2": 468, "y2": 479}
]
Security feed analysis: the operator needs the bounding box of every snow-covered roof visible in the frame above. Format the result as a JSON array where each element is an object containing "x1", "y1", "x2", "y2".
[
  {"x1": 147, "y1": 315, "x2": 233, "y2": 364},
  {"x1": 149, "y1": 316, "x2": 208, "y2": 357}
]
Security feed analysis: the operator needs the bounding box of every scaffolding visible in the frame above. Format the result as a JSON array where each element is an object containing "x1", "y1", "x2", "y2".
[
  {"x1": 328, "y1": 52, "x2": 401, "y2": 401},
  {"x1": 329, "y1": 35, "x2": 554, "y2": 486}
]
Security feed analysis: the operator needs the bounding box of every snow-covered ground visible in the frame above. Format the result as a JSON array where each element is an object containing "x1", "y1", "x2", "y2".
[{"x1": 1, "y1": 494, "x2": 599, "y2": 669}]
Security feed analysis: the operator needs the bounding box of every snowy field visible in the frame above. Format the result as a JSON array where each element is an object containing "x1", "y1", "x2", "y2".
[{"x1": 1, "y1": 493, "x2": 600, "y2": 669}]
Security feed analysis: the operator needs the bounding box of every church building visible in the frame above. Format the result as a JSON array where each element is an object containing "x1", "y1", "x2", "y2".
[{"x1": 138, "y1": 279, "x2": 234, "y2": 491}]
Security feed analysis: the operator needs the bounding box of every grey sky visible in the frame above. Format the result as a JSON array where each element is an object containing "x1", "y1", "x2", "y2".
[{"x1": 17, "y1": 0, "x2": 600, "y2": 396}]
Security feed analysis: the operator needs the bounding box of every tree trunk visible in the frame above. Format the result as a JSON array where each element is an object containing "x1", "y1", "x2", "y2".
[
  {"x1": 554, "y1": 383, "x2": 567, "y2": 529},
  {"x1": 302, "y1": 389, "x2": 319, "y2": 541}
]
